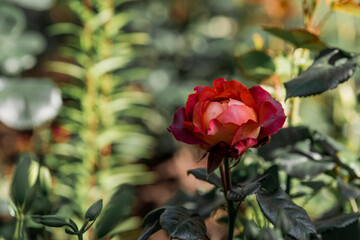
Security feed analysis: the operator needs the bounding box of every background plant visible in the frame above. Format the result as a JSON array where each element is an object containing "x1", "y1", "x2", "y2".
[{"x1": 3, "y1": 0, "x2": 360, "y2": 240}]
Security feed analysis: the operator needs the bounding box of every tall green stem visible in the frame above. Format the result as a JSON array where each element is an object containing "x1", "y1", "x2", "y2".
[{"x1": 220, "y1": 158, "x2": 237, "y2": 240}]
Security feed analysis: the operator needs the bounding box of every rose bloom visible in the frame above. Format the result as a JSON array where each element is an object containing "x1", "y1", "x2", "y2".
[{"x1": 168, "y1": 78, "x2": 286, "y2": 173}]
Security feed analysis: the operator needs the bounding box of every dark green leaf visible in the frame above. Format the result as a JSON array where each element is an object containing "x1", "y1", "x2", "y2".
[
  {"x1": 278, "y1": 153, "x2": 335, "y2": 180},
  {"x1": 301, "y1": 181, "x2": 326, "y2": 191},
  {"x1": 227, "y1": 175, "x2": 268, "y2": 201},
  {"x1": 312, "y1": 131, "x2": 339, "y2": 156},
  {"x1": 236, "y1": 50, "x2": 275, "y2": 81},
  {"x1": 256, "y1": 188, "x2": 316, "y2": 239},
  {"x1": 142, "y1": 207, "x2": 167, "y2": 229},
  {"x1": 258, "y1": 228, "x2": 282, "y2": 240},
  {"x1": 159, "y1": 206, "x2": 207, "y2": 240},
  {"x1": 138, "y1": 219, "x2": 162, "y2": 240},
  {"x1": 95, "y1": 185, "x2": 135, "y2": 240},
  {"x1": 314, "y1": 212, "x2": 360, "y2": 234},
  {"x1": 284, "y1": 48, "x2": 357, "y2": 99},
  {"x1": 263, "y1": 27, "x2": 326, "y2": 50},
  {"x1": 139, "y1": 207, "x2": 167, "y2": 240},
  {"x1": 65, "y1": 229, "x2": 78, "y2": 235},
  {"x1": 244, "y1": 221, "x2": 260, "y2": 240},
  {"x1": 85, "y1": 199, "x2": 103, "y2": 221},
  {"x1": 320, "y1": 221, "x2": 360, "y2": 240},
  {"x1": 261, "y1": 165, "x2": 279, "y2": 193},
  {"x1": 187, "y1": 168, "x2": 222, "y2": 188},
  {"x1": 258, "y1": 126, "x2": 312, "y2": 160},
  {"x1": 69, "y1": 218, "x2": 79, "y2": 231},
  {"x1": 337, "y1": 177, "x2": 360, "y2": 199}
]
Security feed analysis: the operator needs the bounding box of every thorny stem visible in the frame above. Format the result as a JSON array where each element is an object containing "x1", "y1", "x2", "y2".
[{"x1": 220, "y1": 158, "x2": 237, "y2": 240}]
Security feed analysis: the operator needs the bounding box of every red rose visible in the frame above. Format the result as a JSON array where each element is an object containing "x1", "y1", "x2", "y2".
[{"x1": 168, "y1": 78, "x2": 286, "y2": 173}]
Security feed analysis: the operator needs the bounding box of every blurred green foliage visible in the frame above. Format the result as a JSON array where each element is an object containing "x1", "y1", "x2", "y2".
[{"x1": 2, "y1": 0, "x2": 360, "y2": 239}]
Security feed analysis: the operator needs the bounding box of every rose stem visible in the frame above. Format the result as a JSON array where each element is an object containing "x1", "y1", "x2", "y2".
[{"x1": 220, "y1": 158, "x2": 236, "y2": 240}]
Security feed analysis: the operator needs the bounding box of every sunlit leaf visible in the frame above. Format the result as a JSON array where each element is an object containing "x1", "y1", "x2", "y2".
[
  {"x1": 331, "y1": 0, "x2": 360, "y2": 17},
  {"x1": 284, "y1": 48, "x2": 358, "y2": 99},
  {"x1": 10, "y1": 154, "x2": 38, "y2": 209},
  {"x1": 263, "y1": 27, "x2": 326, "y2": 50},
  {"x1": 337, "y1": 177, "x2": 360, "y2": 199},
  {"x1": 0, "y1": 77, "x2": 62, "y2": 130},
  {"x1": 89, "y1": 57, "x2": 131, "y2": 78},
  {"x1": 47, "y1": 61, "x2": 86, "y2": 80},
  {"x1": 236, "y1": 50, "x2": 275, "y2": 81},
  {"x1": 256, "y1": 188, "x2": 316, "y2": 239}
]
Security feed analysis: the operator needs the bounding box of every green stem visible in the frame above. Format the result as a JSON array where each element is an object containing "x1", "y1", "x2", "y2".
[
  {"x1": 77, "y1": 233, "x2": 83, "y2": 240},
  {"x1": 285, "y1": 175, "x2": 292, "y2": 194}
]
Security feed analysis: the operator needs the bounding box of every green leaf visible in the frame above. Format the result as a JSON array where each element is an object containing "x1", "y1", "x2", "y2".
[
  {"x1": 187, "y1": 168, "x2": 222, "y2": 188},
  {"x1": 47, "y1": 61, "x2": 86, "y2": 80},
  {"x1": 337, "y1": 177, "x2": 360, "y2": 199},
  {"x1": 284, "y1": 48, "x2": 358, "y2": 99},
  {"x1": 95, "y1": 185, "x2": 136, "y2": 240},
  {"x1": 236, "y1": 50, "x2": 275, "y2": 81},
  {"x1": 256, "y1": 188, "x2": 316, "y2": 239},
  {"x1": 0, "y1": 77, "x2": 62, "y2": 130},
  {"x1": 159, "y1": 206, "x2": 207, "y2": 240},
  {"x1": 85, "y1": 199, "x2": 103, "y2": 221},
  {"x1": 263, "y1": 27, "x2": 326, "y2": 50},
  {"x1": 314, "y1": 212, "x2": 360, "y2": 234}
]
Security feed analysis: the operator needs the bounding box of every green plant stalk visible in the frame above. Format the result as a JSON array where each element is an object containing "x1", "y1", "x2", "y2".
[
  {"x1": 220, "y1": 158, "x2": 237, "y2": 240},
  {"x1": 14, "y1": 210, "x2": 24, "y2": 240}
]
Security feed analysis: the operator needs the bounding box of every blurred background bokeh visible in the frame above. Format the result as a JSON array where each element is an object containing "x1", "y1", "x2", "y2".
[{"x1": 2, "y1": 0, "x2": 360, "y2": 239}]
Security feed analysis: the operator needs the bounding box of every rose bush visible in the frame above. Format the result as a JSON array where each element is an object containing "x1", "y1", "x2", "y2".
[{"x1": 168, "y1": 78, "x2": 286, "y2": 173}]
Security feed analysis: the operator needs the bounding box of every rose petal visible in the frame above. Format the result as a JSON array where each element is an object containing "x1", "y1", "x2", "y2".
[
  {"x1": 168, "y1": 107, "x2": 204, "y2": 144},
  {"x1": 192, "y1": 101, "x2": 209, "y2": 132},
  {"x1": 216, "y1": 105, "x2": 257, "y2": 126},
  {"x1": 234, "y1": 138, "x2": 258, "y2": 156},
  {"x1": 203, "y1": 101, "x2": 227, "y2": 130},
  {"x1": 249, "y1": 86, "x2": 286, "y2": 139},
  {"x1": 213, "y1": 78, "x2": 256, "y2": 108},
  {"x1": 185, "y1": 93, "x2": 197, "y2": 120},
  {"x1": 206, "y1": 119, "x2": 239, "y2": 146},
  {"x1": 231, "y1": 121, "x2": 261, "y2": 146}
]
